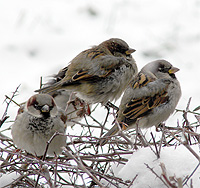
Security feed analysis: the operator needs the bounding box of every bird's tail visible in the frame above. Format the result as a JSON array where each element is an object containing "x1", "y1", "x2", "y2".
[
  {"x1": 35, "y1": 81, "x2": 63, "y2": 94},
  {"x1": 99, "y1": 124, "x2": 119, "y2": 146}
]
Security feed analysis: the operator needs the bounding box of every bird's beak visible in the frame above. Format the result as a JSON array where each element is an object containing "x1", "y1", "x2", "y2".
[
  {"x1": 41, "y1": 105, "x2": 50, "y2": 113},
  {"x1": 125, "y1": 48, "x2": 136, "y2": 55},
  {"x1": 168, "y1": 67, "x2": 180, "y2": 74}
]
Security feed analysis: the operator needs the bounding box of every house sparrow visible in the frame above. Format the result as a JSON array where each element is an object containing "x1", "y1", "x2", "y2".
[
  {"x1": 100, "y1": 60, "x2": 181, "y2": 145},
  {"x1": 51, "y1": 90, "x2": 91, "y2": 127},
  {"x1": 35, "y1": 38, "x2": 138, "y2": 105},
  {"x1": 41, "y1": 67, "x2": 92, "y2": 127},
  {"x1": 11, "y1": 94, "x2": 66, "y2": 156}
]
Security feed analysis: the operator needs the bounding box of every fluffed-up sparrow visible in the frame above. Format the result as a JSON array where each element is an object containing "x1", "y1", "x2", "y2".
[
  {"x1": 100, "y1": 59, "x2": 181, "y2": 145},
  {"x1": 11, "y1": 94, "x2": 66, "y2": 156},
  {"x1": 35, "y1": 38, "x2": 138, "y2": 106}
]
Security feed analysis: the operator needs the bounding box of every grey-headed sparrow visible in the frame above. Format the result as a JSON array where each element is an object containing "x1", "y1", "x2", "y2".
[
  {"x1": 101, "y1": 60, "x2": 181, "y2": 144},
  {"x1": 11, "y1": 94, "x2": 66, "y2": 156},
  {"x1": 35, "y1": 38, "x2": 138, "y2": 105}
]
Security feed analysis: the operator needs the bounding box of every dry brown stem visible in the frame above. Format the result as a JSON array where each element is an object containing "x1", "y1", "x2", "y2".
[{"x1": 1, "y1": 91, "x2": 200, "y2": 187}]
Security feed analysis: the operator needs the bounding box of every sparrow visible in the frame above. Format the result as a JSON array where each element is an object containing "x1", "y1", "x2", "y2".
[
  {"x1": 35, "y1": 38, "x2": 138, "y2": 105},
  {"x1": 11, "y1": 94, "x2": 66, "y2": 156},
  {"x1": 100, "y1": 60, "x2": 181, "y2": 145},
  {"x1": 41, "y1": 67, "x2": 92, "y2": 127}
]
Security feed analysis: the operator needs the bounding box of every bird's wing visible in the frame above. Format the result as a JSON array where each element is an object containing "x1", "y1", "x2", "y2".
[
  {"x1": 35, "y1": 51, "x2": 131, "y2": 93},
  {"x1": 55, "y1": 66, "x2": 68, "y2": 81},
  {"x1": 121, "y1": 73, "x2": 170, "y2": 123},
  {"x1": 70, "y1": 55, "x2": 130, "y2": 82}
]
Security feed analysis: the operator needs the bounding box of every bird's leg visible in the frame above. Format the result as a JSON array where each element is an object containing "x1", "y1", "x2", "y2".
[
  {"x1": 102, "y1": 101, "x2": 119, "y2": 129},
  {"x1": 156, "y1": 122, "x2": 165, "y2": 132},
  {"x1": 86, "y1": 103, "x2": 91, "y2": 115},
  {"x1": 66, "y1": 95, "x2": 91, "y2": 118},
  {"x1": 65, "y1": 92, "x2": 78, "y2": 112},
  {"x1": 100, "y1": 105, "x2": 110, "y2": 137},
  {"x1": 134, "y1": 120, "x2": 139, "y2": 150},
  {"x1": 105, "y1": 101, "x2": 119, "y2": 111},
  {"x1": 134, "y1": 118, "x2": 148, "y2": 148}
]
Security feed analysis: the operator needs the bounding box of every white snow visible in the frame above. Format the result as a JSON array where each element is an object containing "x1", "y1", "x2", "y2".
[
  {"x1": 1, "y1": 0, "x2": 200, "y2": 187},
  {"x1": 111, "y1": 145, "x2": 200, "y2": 187}
]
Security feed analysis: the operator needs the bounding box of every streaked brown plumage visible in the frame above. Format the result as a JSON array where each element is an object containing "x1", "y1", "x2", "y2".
[
  {"x1": 35, "y1": 38, "x2": 138, "y2": 105},
  {"x1": 100, "y1": 60, "x2": 181, "y2": 145}
]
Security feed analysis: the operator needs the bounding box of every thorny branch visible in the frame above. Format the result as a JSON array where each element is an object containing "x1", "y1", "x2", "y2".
[
  {"x1": 145, "y1": 163, "x2": 170, "y2": 188},
  {"x1": 1, "y1": 91, "x2": 200, "y2": 187},
  {"x1": 0, "y1": 85, "x2": 20, "y2": 128},
  {"x1": 35, "y1": 132, "x2": 63, "y2": 188}
]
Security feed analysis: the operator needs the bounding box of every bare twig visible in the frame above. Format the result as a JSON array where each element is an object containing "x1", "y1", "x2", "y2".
[
  {"x1": 41, "y1": 165, "x2": 54, "y2": 188},
  {"x1": 0, "y1": 85, "x2": 20, "y2": 127},
  {"x1": 113, "y1": 110, "x2": 134, "y2": 147},
  {"x1": 35, "y1": 132, "x2": 63, "y2": 187},
  {"x1": 150, "y1": 132, "x2": 160, "y2": 158},
  {"x1": 127, "y1": 174, "x2": 138, "y2": 188},
  {"x1": 160, "y1": 163, "x2": 178, "y2": 188},
  {"x1": 145, "y1": 163, "x2": 170, "y2": 188},
  {"x1": 183, "y1": 162, "x2": 200, "y2": 186},
  {"x1": 168, "y1": 131, "x2": 200, "y2": 161},
  {"x1": 1, "y1": 90, "x2": 200, "y2": 187},
  {"x1": 63, "y1": 148, "x2": 105, "y2": 187}
]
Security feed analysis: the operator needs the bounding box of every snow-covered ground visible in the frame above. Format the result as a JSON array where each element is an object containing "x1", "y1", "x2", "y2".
[
  {"x1": 0, "y1": 0, "x2": 200, "y2": 187},
  {"x1": 111, "y1": 145, "x2": 200, "y2": 187}
]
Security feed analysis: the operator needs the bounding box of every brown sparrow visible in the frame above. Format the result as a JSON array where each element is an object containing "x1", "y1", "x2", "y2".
[
  {"x1": 35, "y1": 38, "x2": 138, "y2": 105},
  {"x1": 11, "y1": 94, "x2": 66, "y2": 156},
  {"x1": 41, "y1": 67, "x2": 92, "y2": 126},
  {"x1": 100, "y1": 60, "x2": 181, "y2": 144}
]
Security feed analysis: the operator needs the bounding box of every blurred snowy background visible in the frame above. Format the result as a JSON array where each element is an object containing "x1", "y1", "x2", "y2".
[
  {"x1": 1, "y1": 0, "x2": 200, "y2": 122},
  {"x1": 1, "y1": 0, "x2": 200, "y2": 187}
]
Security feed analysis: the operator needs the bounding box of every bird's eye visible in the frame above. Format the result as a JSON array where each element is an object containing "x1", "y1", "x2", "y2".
[
  {"x1": 158, "y1": 66, "x2": 169, "y2": 73},
  {"x1": 34, "y1": 104, "x2": 40, "y2": 110},
  {"x1": 49, "y1": 106, "x2": 54, "y2": 111}
]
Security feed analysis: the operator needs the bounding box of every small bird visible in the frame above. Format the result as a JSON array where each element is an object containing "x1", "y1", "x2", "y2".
[
  {"x1": 11, "y1": 94, "x2": 66, "y2": 156},
  {"x1": 100, "y1": 60, "x2": 181, "y2": 144},
  {"x1": 35, "y1": 38, "x2": 138, "y2": 105},
  {"x1": 41, "y1": 67, "x2": 92, "y2": 126}
]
